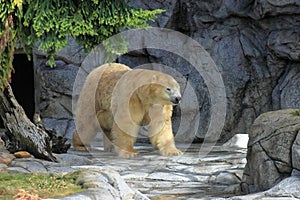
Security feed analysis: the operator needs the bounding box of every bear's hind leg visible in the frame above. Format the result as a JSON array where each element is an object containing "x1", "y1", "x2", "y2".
[
  {"x1": 112, "y1": 124, "x2": 139, "y2": 158},
  {"x1": 73, "y1": 131, "x2": 90, "y2": 151},
  {"x1": 102, "y1": 130, "x2": 114, "y2": 152},
  {"x1": 72, "y1": 120, "x2": 99, "y2": 151}
]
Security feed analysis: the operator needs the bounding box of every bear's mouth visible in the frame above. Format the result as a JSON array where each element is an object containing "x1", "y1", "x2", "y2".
[{"x1": 170, "y1": 96, "x2": 181, "y2": 105}]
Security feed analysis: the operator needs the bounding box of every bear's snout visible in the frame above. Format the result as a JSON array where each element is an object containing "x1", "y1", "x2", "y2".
[{"x1": 171, "y1": 95, "x2": 181, "y2": 105}]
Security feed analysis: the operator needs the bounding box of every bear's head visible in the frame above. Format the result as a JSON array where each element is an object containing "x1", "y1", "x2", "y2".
[{"x1": 138, "y1": 73, "x2": 181, "y2": 106}]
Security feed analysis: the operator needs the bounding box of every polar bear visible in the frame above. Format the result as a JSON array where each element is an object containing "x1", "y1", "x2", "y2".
[{"x1": 72, "y1": 63, "x2": 182, "y2": 158}]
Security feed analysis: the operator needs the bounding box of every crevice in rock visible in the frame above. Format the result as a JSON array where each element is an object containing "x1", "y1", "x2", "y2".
[
  {"x1": 258, "y1": 141, "x2": 290, "y2": 174},
  {"x1": 251, "y1": 124, "x2": 300, "y2": 146}
]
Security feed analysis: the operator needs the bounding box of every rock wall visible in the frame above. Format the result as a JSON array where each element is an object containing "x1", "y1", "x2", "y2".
[
  {"x1": 34, "y1": 0, "x2": 300, "y2": 142},
  {"x1": 33, "y1": 38, "x2": 85, "y2": 140}
]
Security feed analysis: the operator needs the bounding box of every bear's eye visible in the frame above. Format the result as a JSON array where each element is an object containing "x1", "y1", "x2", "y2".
[{"x1": 166, "y1": 88, "x2": 171, "y2": 92}]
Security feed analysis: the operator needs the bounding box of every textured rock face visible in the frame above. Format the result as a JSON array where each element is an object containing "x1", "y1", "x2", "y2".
[
  {"x1": 33, "y1": 0, "x2": 300, "y2": 142},
  {"x1": 33, "y1": 39, "x2": 83, "y2": 139},
  {"x1": 241, "y1": 109, "x2": 300, "y2": 193},
  {"x1": 123, "y1": 0, "x2": 300, "y2": 141}
]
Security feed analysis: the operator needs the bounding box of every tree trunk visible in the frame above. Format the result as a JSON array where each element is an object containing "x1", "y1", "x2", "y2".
[{"x1": 0, "y1": 85, "x2": 57, "y2": 162}]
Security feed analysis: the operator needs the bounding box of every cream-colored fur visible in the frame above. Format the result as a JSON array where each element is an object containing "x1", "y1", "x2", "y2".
[{"x1": 73, "y1": 63, "x2": 182, "y2": 158}]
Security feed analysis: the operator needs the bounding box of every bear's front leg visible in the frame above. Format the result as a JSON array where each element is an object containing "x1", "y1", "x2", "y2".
[
  {"x1": 112, "y1": 124, "x2": 139, "y2": 158},
  {"x1": 148, "y1": 105, "x2": 182, "y2": 156},
  {"x1": 149, "y1": 122, "x2": 182, "y2": 156}
]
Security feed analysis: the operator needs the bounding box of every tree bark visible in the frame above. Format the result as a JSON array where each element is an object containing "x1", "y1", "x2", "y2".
[{"x1": 0, "y1": 85, "x2": 57, "y2": 162}]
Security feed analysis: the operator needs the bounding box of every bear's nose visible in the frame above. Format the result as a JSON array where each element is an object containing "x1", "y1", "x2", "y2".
[{"x1": 171, "y1": 96, "x2": 181, "y2": 105}]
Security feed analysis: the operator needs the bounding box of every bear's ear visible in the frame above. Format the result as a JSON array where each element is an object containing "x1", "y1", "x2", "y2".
[{"x1": 151, "y1": 75, "x2": 157, "y2": 83}]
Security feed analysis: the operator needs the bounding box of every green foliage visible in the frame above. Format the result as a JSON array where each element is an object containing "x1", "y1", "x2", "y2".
[
  {"x1": 291, "y1": 109, "x2": 300, "y2": 116},
  {"x1": 0, "y1": 172, "x2": 83, "y2": 199},
  {"x1": 0, "y1": 0, "x2": 164, "y2": 90}
]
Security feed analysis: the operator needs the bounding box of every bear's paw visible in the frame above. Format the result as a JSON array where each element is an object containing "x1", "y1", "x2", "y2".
[
  {"x1": 159, "y1": 147, "x2": 182, "y2": 156},
  {"x1": 117, "y1": 150, "x2": 139, "y2": 158},
  {"x1": 73, "y1": 145, "x2": 90, "y2": 151}
]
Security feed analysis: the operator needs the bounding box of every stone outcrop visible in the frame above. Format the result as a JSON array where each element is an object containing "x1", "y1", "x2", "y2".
[
  {"x1": 241, "y1": 109, "x2": 300, "y2": 193},
  {"x1": 33, "y1": 1, "x2": 300, "y2": 143}
]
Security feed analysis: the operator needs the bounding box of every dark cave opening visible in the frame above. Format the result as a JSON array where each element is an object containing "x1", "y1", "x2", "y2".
[{"x1": 10, "y1": 54, "x2": 35, "y2": 121}]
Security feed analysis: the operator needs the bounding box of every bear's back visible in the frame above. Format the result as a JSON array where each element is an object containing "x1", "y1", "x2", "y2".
[{"x1": 95, "y1": 63, "x2": 131, "y2": 111}]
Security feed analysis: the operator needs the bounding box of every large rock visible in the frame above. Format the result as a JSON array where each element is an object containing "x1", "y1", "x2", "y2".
[{"x1": 241, "y1": 109, "x2": 300, "y2": 193}]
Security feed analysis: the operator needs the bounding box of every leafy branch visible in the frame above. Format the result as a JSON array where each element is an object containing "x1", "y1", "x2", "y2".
[{"x1": 0, "y1": 0, "x2": 164, "y2": 90}]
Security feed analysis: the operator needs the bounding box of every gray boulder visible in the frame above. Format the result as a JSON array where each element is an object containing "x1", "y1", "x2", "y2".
[{"x1": 241, "y1": 109, "x2": 300, "y2": 193}]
